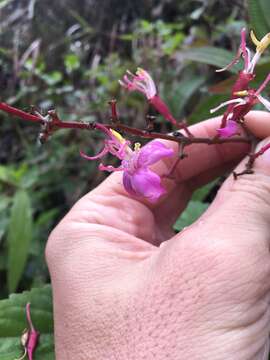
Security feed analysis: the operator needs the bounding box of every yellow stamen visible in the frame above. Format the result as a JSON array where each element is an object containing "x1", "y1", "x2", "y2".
[
  {"x1": 134, "y1": 142, "x2": 141, "y2": 151},
  {"x1": 233, "y1": 90, "x2": 248, "y2": 96},
  {"x1": 250, "y1": 30, "x2": 260, "y2": 47},
  {"x1": 250, "y1": 30, "x2": 270, "y2": 53},
  {"x1": 136, "y1": 67, "x2": 146, "y2": 77},
  {"x1": 110, "y1": 129, "x2": 125, "y2": 143}
]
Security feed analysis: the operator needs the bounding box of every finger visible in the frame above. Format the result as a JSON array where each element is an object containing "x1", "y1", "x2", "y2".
[
  {"x1": 150, "y1": 111, "x2": 270, "y2": 234},
  {"x1": 167, "y1": 139, "x2": 270, "y2": 340},
  {"x1": 154, "y1": 110, "x2": 270, "y2": 189},
  {"x1": 176, "y1": 136, "x2": 270, "y2": 254},
  {"x1": 245, "y1": 110, "x2": 270, "y2": 138}
]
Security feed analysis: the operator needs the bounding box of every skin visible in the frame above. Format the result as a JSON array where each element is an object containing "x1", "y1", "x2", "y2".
[{"x1": 46, "y1": 111, "x2": 270, "y2": 360}]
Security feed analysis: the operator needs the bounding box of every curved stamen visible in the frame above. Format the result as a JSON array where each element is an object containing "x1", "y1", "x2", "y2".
[
  {"x1": 99, "y1": 163, "x2": 124, "y2": 172},
  {"x1": 210, "y1": 98, "x2": 246, "y2": 113},
  {"x1": 80, "y1": 146, "x2": 109, "y2": 160}
]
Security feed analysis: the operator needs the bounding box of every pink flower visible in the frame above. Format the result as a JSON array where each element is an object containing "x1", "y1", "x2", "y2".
[
  {"x1": 119, "y1": 68, "x2": 178, "y2": 126},
  {"x1": 81, "y1": 124, "x2": 174, "y2": 202},
  {"x1": 217, "y1": 120, "x2": 239, "y2": 138},
  {"x1": 119, "y1": 68, "x2": 157, "y2": 99},
  {"x1": 213, "y1": 28, "x2": 270, "y2": 137}
]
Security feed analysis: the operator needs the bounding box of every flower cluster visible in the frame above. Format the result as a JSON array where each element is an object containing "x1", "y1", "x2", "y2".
[
  {"x1": 119, "y1": 67, "x2": 179, "y2": 127},
  {"x1": 81, "y1": 123, "x2": 174, "y2": 202},
  {"x1": 81, "y1": 28, "x2": 270, "y2": 200},
  {"x1": 211, "y1": 28, "x2": 270, "y2": 137},
  {"x1": 2, "y1": 28, "x2": 270, "y2": 202}
]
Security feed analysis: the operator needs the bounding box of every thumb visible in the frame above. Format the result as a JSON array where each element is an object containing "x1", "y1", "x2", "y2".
[
  {"x1": 167, "y1": 138, "x2": 270, "y2": 355},
  {"x1": 202, "y1": 136, "x2": 270, "y2": 251}
]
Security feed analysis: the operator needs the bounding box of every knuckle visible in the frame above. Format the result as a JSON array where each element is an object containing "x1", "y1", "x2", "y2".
[
  {"x1": 45, "y1": 219, "x2": 70, "y2": 268},
  {"x1": 45, "y1": 225, "x2": 61, "y2": 267},
  {"x1": 228, "y1": 172, "x2": 270, "y2": 209}
]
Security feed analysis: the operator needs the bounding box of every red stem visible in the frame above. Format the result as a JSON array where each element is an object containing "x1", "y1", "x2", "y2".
[
  {"x1": 108, "y1": 99, "x2": 118, "y2": 122},
  {"x1": 0, "y1": 102, "x2": 93, "y2": 130},
  {"x1": 253, "y1": 143, "x2": 270, "y2": 158},
  {"x1": 0, "y1": 101, "x2": 250, "y2": 146},
  {"x1": 26, "y1": 303, "x2": 35, "y2": 332},
  {"x1": 0, "y1": 102, "x2": 40, "y2": 123}
]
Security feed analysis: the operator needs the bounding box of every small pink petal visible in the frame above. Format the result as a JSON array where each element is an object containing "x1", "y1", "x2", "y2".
[
  {"x1": 119, "y1": 68, "x2": 156, "y2": 99},
  {"x1": 123, "y1": 172, "x2": 137, "y2": 196},
  {"x1": 123, "y1": 168, "x2": 166, "y2": 202},
  {"x1": 217, "y1": 120, "x2": 238, "y2": 138},
  {"x1": 149, "y1": 96, "x2": 178, "y2": 126},
  {"x1": 138, "y1": 141, "x2": 174, "y2": 166}
]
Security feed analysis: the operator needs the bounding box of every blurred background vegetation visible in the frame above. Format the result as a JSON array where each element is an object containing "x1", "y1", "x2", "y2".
[{"x1": 0, "y1": 0, "x2": 269, "y2": 300}]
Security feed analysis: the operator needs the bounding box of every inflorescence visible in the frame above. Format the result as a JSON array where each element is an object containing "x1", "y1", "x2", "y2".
[{"x1": 1, "y1": 28, "x2": 270, "y2": 202}]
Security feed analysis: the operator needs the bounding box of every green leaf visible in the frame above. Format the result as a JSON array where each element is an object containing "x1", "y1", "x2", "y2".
[
  {"x1": 164, "y1": 76, "x2": 205, "y2": 117},
  {"x1": 64, "y1": 54, "x2": 80, "y2": 73},
  {"x1": 41, "y1": 71, "x2": 63, "y2": 86},
  {"x1": 192, "y1": 180, "x2": 218, "y2": 202},
  {"x1": 174, "y1": 201, "x2": 208, "y2": 232},
  {"x1": 0, "y1": 285, "x2": 54, "y2": 360},
  {"x1": 188, "y1": 94, "x2": 228, "y2": 125},
  {"x1": 0, "y1": 166, "x2": 18, "y2": 187},
  {"x1": 7, "y1": 191, "x2": 33, "y2": 293},
  {"x1": 177, "y1": 47, "x2": 242, "y2": 73},
  {"x1": 162, "y1": 33, "x2": 184, "y2": 55},
  {"x1": 248, "y1": 0, "x2": 270, "y2": 38},
  {"x1": 0, "y1": 217, "x2": 9, "y2": 244},
  {"x1": 0, "y1": 196, "x2": 11, "y2": 212}
]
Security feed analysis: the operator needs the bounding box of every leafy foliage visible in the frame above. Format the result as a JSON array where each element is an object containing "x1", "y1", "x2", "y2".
[
  {"x1": 177, "y1": 47, "x2": 241, "y2": 74},
  {"x1": 174, "y1": 200, "x2": 209, "y2": 232},
  {"x1": 7, "y1": 190, "x2": 33, "y2": 293},
  {"x1": 174, "y1": 181, "x2": 217, "y2": 232},
  {"x1": 248, "y1": 0, "x2": 270, "y2": 38}
]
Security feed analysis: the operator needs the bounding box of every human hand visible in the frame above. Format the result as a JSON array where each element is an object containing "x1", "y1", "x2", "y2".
[{"x1": 46, "y1": 111, "x2": 270, "y2": 360}]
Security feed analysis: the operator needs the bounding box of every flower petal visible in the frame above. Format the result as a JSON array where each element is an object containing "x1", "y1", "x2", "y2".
[
  {"x1": 137, "y1": 141, "x2": 174, "y2": 167},
  {"x1": 119, "y1": 68, "x2": 157, "y2": 99},
  {"x1": 149, "y1": 95, "x2": 178, "y2": 125},
  {"x1": 217, "y1": 120, "x2": 238, "y2": 138},
  {"x1": 123, "y1": 172, "x2": 137, "y2": 196},
  {"x1": 123, "y1": 168, "x2": 166, "y2": 202}
]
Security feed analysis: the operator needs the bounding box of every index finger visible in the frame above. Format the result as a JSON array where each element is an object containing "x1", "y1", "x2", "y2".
[{"x1": 151, "y1": 111, "x2": 270, "y2": 232}]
